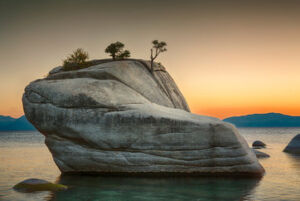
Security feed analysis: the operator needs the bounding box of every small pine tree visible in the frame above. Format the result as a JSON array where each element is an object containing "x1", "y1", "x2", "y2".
[
  {"x1": 150, "y1": 40, "x2": 167, "y2": 72},
  {"x1": 105, "y1": 42, "x2": 131, "y2": 60}
]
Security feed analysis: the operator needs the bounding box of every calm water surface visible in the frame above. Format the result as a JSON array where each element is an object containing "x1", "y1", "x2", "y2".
[{"x1": 0, "y1": 128, "x2": 300, "y2": 201}]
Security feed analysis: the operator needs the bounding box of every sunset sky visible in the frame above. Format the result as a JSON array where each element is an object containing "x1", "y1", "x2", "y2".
[{"x1": 1, "y1": 0, "x2": 300, "y2": 119}]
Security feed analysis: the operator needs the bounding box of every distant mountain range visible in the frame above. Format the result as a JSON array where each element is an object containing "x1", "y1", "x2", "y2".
[
  {"x1": 223, "y1": 113, "x2": 300, "y2": 127},
  {"x1": 0, "y1": 115, "x2": 36, "y2": 131},
  {"x1": 1, "y1": 112, "x2": 300, "y2": 131}
]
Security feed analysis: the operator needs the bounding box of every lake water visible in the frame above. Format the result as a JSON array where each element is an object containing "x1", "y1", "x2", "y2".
[{"x1": 0, "y1": 128, "x2": 300, "y2": 201}]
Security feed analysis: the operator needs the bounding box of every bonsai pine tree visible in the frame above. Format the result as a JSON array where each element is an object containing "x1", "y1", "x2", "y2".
[
  {"x1": 105, "y1": 41, "x2": 131, "y2": 60},
  {"x1": 117, "y1": 50, "x2": 130, "y2": 59},
  {"x1": 150, "y1": 40, "x2": 167, "y2": 72},
  {"x1": 63, "y1": 48, "x2": 89, "y2": 70}
]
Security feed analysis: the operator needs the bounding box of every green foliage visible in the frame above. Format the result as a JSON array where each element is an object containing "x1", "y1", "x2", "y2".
[
  {"x1": 117, "y1": 49, "x2": 131, "y2": 59},
  {"x1": 150, "y1": 40, "x2": 167, "y2": 71},
  {"x1": 62, "y1": 48, "x2": 91, "y2": 71},
  {"x1": 152, "y1": 40, "x2": 167, "y2": 53},
  {"x1": 105, "y1": 41, "x2": 131, "y2": 60}
]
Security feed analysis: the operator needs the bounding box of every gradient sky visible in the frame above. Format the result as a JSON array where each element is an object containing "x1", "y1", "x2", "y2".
[{"x1": 1, "y1": 0, "x2": 300, "y2": 119}]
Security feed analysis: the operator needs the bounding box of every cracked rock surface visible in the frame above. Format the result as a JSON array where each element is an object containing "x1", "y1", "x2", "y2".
[{"x1": 23, "y1": 59, "x2": 264, "y2": 176}]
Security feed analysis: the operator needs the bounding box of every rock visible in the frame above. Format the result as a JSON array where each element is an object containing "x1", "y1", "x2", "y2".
[
  {"x1": 252, "y1": 141, "x2": 266, "y2": 148},
  {"x1": 13, "y1": 178, "x2": 67, "y2": 192},
  {"x1": 253, "y1": 149, "x2": 270, "y2": 158},
  {"x1": 22, "y1": 59, "x2": 264, "y2": 177},
  {"x1": 48, "y1": 66, "x2": 63, "y2": 75},
  {"x1": 283, "y1": 134, "x2": 300, "y2": 154}
]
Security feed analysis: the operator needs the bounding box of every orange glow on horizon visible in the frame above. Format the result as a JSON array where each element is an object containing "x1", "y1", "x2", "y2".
[
  {"x1": 5, "y1": 105, "x2": 300, "y2": 120},
  {"x1": 3, "y1": 98, "x2": 300, "y2": 120}
]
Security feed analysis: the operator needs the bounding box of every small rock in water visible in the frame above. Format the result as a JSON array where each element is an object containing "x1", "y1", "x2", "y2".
[
  {"x1": 283, "y1": 134, "x2": 300, "y2": 154},
  {"x1": 252, "y1": 140, "x2": 266, "y2": 149},
  {"x1": 13, "y1": 178, "x2": 67, "y2": 192},
  {"x1": 253, "y1": 149, "x2": 270, "y2": 158}
]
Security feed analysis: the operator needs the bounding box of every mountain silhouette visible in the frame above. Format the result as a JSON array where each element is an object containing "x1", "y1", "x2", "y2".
[
  {"x1": 224, "y1": 113, "x2": 300, "y2": 127},
  {"x1": 0, "y1": 115, "x2": 35, "y2": 131},
  {"x1": 2, "y1": 113, "x2": 300, "y2": 130}
]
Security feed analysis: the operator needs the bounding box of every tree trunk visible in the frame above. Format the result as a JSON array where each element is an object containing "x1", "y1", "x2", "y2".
[{"x1": 150, "y1": 49, "x2": 154, "y2": 72}]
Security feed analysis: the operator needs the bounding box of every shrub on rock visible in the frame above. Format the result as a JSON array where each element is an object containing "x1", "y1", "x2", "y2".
[{"x1": 63, "y1": 48, "x2": 91, "y2": 71}]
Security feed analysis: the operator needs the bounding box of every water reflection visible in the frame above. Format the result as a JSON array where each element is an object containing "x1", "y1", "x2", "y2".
[
  {"x1": 284, "y1": 152, "x2": 300, "y2": 175},
  {"x1": 47, "y1": 175, "x2": 261, "y2": 201}
]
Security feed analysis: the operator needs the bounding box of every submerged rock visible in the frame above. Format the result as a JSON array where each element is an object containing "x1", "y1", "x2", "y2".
[
  {"x1": 13, "y1": 178, "x2": 67, "y2": 192},
  {"x1": 253, "y1": 149, "x2": 270, "y2": 158},
  {"x1": 252, "y1": 141, "x2": 266, "y2": 149},
  {"x1": 283, "y1": 134, "x2": 300, "y2": 154},
  {"x1": 22, "y1": 59, "x2": 264, "y2": 177}
]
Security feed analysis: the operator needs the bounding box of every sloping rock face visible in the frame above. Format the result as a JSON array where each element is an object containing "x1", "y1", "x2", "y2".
[
  {"x1": 284, "y1": 134, "x2": 300, "y2": 154},
  {"x1": 23, "y1": 60, "x2": 264, "y2": 176}
]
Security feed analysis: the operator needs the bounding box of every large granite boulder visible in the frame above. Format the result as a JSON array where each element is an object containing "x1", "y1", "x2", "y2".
[
  {"x1": 283, "y1": 134, "x2": 300, "y2": 154},
  {"x1": 22, "y1": 59, "x2": 264, "y2": 176}
]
